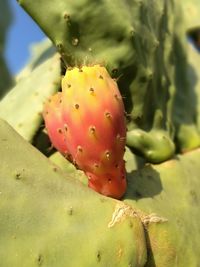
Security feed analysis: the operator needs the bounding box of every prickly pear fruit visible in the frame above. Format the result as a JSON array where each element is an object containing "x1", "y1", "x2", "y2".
[
  {"x1": 43, "y1": 92, "x2": 69, "y2": 155},
  {"x1": 43, "y1": 65, "x2": 127, "y2": 199}
]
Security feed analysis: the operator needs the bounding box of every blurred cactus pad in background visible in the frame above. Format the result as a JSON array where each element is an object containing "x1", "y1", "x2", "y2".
[{"x1": 0, "y1": 0, "x2": 200, "y2": 266}]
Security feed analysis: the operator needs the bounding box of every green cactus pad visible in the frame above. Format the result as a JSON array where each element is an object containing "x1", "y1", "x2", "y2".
[
  {"x1": 0, "y1": 0, "x2": 14, "y2": 98},
  {"x1": 1, "y1": 116, "x2": 200, "y2": 265},
  {"x1": 171, "y1": 6, "x2": 200, "y2": 152},
  {"x1": 182, "y1": 0, "x2": 200, "y2": 30},
  {"x1": 49, "y1": 151, "x2": 89, "y2": 186},
  {"x1": 187, "y1": 43, "x2": 200, "y2": 132},
  {"x1": 126, "y1": 129, "x2": 175, "y2": 163},
  {"x1": 19, "y1": 0, "x2": 200, "y2": 161},
  {"x1": 0, "y1": 118, "x2": 147, "y2": 267},
  {"x1": 124, "y1": 147, "x2": 200, "y2": 266},
  {"x1": 0, "y1": 39, "x2": 61, "y2": 142}
]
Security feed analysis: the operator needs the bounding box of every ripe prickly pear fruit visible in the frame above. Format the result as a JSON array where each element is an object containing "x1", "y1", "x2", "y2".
[
  {"x1": 43, "y1": 92, "x2": 68, "y2": 155},
  {"x1": 43, "y1": 65, "x2": 127, "y2": 199},
  {"x1": 86, "y1": 159, "x2": 126, "y2": 199}
]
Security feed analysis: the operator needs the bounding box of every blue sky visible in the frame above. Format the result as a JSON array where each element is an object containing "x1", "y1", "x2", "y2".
[{"x1": 5, "y1": 0, "x2": 46, "y2": 74}]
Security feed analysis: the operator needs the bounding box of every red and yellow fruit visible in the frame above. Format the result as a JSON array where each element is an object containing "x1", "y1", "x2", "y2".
[{"x1": 43, "y1": 65, "x2": 127, "y2": 199}]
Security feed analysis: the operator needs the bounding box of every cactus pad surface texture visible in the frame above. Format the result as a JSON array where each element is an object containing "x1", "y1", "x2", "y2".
[
  {"x1": 1, "y1": 115, "x2": 200, "y2": 266},
  {"x1": 0, "y1": 118, "x2": 146, "y2": 267},
  {"x1": 0, "y1": 40, "x2": 61, "y2": 142}
]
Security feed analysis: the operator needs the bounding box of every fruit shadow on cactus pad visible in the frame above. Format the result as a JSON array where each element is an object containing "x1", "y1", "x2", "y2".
[
  {"x1": 125, "y1": 165, "x2": 163, "y2": 200},
  {"x1": 43, "y1": 65, "x2": 127, "y2": 199}
]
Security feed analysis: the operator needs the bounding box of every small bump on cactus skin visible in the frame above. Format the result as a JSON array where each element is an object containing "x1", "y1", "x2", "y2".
[{"x1": 43, "y1": 65, "x2": 127, "y2": 199}]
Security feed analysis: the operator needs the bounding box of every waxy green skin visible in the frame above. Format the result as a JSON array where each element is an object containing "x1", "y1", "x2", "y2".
[
  {"x1": 43, "y1": 65, "x2": 127, "y2": 199},
  {"x1": 2, "y1": 118, "x2": 200, "y2": 266},
  {"x1": 0, "y1": 40, "x2": 61, "y2": 142},
  {"x1": 0, "y1": 118, "x2": 147, "y2": 267},
  {"x1": 124, "y1": 146, "x2": 200, "y2": 266}
]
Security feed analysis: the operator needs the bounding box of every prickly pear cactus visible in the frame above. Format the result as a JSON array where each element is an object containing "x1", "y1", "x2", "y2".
[
  {"x1": 183, "y1": 0, "x2": 200, "y2": 133},
  {"x1": 1, "y1": 0, "x2": 200, "y2": 266},
  {"x1": 0, "y1": 40, "x2": 61, "y2": 141},
  {"x1": 0, "y1": 118, "x2": 147, "y2": 267},
  {"x1": 18, "y1": 0, "x2": 176, "y2": 162},
  {"x1": 43, "y1": 65, "x2": 127, "y2": 199},
  {"x1": 124, "y1": 147, "x2": 200, "y2": 266},
  {"x1": 182, "y1": 0, "x2": 200, "y2": 30},
  {"x1": 19, "y1": 0, "x2": 200, "y2": 162}
]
